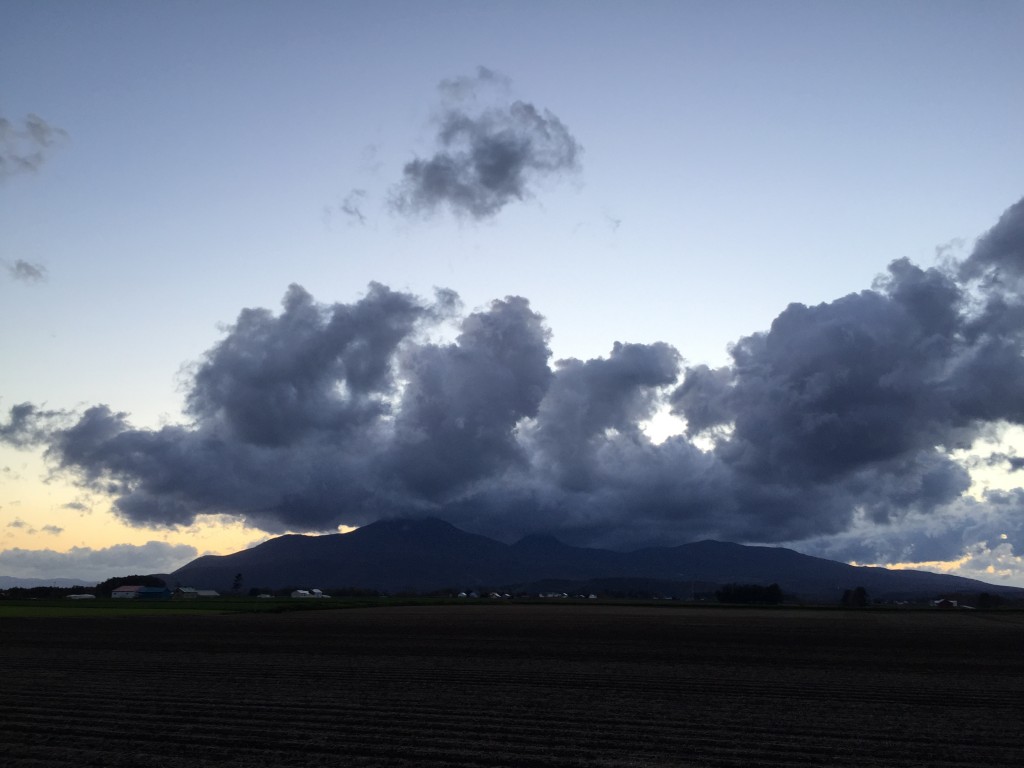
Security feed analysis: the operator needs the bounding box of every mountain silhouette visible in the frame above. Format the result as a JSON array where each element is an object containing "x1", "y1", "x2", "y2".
[{"x1": 169, "y1": 517, "x2": 1024, "y2": 601}]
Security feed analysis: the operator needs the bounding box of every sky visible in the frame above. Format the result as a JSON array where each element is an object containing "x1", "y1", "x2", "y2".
[{"x1": 3, "y1": 0, "x2": 1024, "y2": 586}]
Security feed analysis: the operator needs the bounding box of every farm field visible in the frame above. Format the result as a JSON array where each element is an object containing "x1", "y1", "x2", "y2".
[{"x1": 2, "y1": 605, "x2": 1022, "y2": 767}]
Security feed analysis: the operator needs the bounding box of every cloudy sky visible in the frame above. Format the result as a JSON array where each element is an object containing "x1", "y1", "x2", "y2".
[{"x1": 3, "y1": 1, "x2": 1024, "y2": 585}]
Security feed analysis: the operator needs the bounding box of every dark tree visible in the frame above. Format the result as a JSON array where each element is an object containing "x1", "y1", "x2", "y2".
[
  {"x1": 976, "y1": 592, "x2": 1003, "y2": 609},
  {"x1": 841, "y1": 586, "x2": 869, "y2": 608}
]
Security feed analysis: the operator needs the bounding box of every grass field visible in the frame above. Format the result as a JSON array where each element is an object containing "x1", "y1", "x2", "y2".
[
  {"x1": 0, "y1": 596, "x2": 404, "y2": 618},
  {"x1": 2, "y1": 604, "x2": 1022, "y2": 767}
]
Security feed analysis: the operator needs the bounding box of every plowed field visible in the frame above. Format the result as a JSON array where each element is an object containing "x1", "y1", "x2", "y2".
[{"x1": 2, "y1": 605, "x2": 1022, "y2": 767}]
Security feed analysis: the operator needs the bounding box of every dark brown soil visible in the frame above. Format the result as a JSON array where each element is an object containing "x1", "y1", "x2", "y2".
[{"x1": 2, "y1": 605, "x2": 1022, "y2": 767}]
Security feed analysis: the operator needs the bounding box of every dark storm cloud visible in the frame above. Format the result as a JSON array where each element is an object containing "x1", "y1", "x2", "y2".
[
  {"x1": 389, "y1": 296, "x2": 553, "y2": 500},
  {"x1": 17, "y1": 196, "x2": 1024, "y2": 566},
  {"x1": 523, "y1": 342, "x2": 680, "y2": 492},
  {"x1": 5, "y1": 260, "x2": 48, "y2": 283},
  {"x1": 43, "y1": 284, "x2": 458, "y2": 532},
  {"x1": 184, "y1": 282, "x2": 438, "y2": 447},
  {"x1": 662, "y1": 215, "x2": 1024, "y2": 550},
  {"x1": 390, "y1": 68, "x2": 581, "y2": 219},
  {"x1": 959, "y1": 196, "x2": 1024, "y2": 283},
  {"x1": 0, "y1": 114, "x2": 68, "y2": 180},
  {"x1": 668, "y1": 260, "x2": 989, "y2": 537}
]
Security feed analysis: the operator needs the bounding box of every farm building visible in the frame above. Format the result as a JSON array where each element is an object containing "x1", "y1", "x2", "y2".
[
  {"x1": 111, "y1": 585, "x2": 171, "y2": 600},
  {"x1": 291, "y1": 589, "x2": 329, "y2": 598},
  {"x1": 112, "y1": 585, "x2": 144, "y2": 599},
  {"x1": 173, "y1": 587, "x2": 220, "y2": 599}
]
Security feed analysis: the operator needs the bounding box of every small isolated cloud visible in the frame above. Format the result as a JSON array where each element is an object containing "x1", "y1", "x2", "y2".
[
  {"x1": 340, "y1": 188, "x2": 368, "y2": 225},
  {"x1": 41, "y1": 525, "x2": 63, "y2": 535},
  {"x1": 0, "y1": 541, "x2": 199, "y2": 582},
  {"x1": 62, "y1": 501, "x2": 90, "y2": 512},
  {"x1": 4, "y1": 260, "x2": 48, "y2": 283},
  {"x1": 7, "y1": 518, "x2": 31, "y2": 530},
  {"x1": 0, "y1": 113, "x2": 69, "y2": 180},
  {"x1": 390, "y1": 67, "x2": 581, "y2": 220}
]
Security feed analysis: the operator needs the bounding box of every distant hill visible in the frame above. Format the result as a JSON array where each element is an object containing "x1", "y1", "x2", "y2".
[
  {"x1": 168, "y1": 518, "x2": 1024, "y2": 602},
  {"x1": 0, "y1": 576, "x2": 97, "y2": 589}
]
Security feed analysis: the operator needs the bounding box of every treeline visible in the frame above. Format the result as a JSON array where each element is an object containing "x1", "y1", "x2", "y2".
[
  {"x1": 1, "y1": 575, "x2": 167, "y2": 600},
  {"x1": 1, "y1": 585, "x2": 97, "y2": 600},
  {"x1": 94, "y1": 575, "x2": 166, "y2": 597}
]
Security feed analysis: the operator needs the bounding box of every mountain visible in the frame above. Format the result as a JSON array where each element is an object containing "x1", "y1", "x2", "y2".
[
  {"x1": 171, "y1": 518, "x2": 520, "y2": 594},
  {"x1": 0, "y1": 576, "x2": 97, "y2": 589},
  {"x1": 169, "y1": 518, "x2": 1024, "y2": 601}
]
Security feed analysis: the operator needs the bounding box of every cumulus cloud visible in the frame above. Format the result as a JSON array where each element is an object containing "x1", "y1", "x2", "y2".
[
  {"x1": 5, "y1": 260, "x2": 48, "y2": 283},
  {"x1": 390, "y1": 67, "x2": 581, "y2": 219},
  {"x1": 0, "y1": 541, "x2": 198, "y2": 582},
  {"x1": 0, "y1": 113, "x2": 68, "y2": 180},
  {"x1": 12, "y1": 196, "x2": 1024, "y2": 572},
  {"x1": 959, "y1": 196, "x2": 1024, "y2": 284}
]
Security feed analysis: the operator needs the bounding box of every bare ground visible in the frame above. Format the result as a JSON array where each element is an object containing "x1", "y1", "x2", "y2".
[{"x1": 2, "y1": 605, "x2": 1022, "y2": 767}]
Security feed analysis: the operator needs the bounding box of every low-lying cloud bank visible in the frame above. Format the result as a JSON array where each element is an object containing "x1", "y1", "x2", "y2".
[
  {"x1": 4, "y1": 197, "x2": 1024, "y2": 578},
  {"x1": 0, "y1": 541, "x2": 198, "y2": 583}
]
